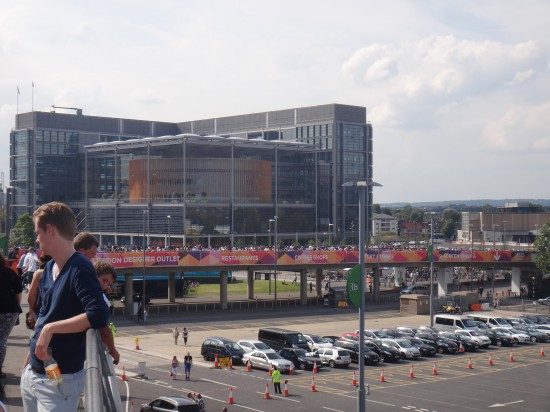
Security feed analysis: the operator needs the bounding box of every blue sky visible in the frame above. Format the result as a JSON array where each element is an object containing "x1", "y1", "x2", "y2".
[{"x1": 1, "y1": 0, "x2": 549, "y2": 203}]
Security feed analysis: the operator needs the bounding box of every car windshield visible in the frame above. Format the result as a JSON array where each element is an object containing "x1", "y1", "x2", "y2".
[
  {"x1": 398, "y1": 340, "x2": 413, "y2": 348},
  {"x1": 225, "y1": 342, "x2": 242, "y2": 350},
  {"x1": 461, "y1": 318, "x2": 478, "y2": 328},
  {"x1": 293, "y1": 349, "x2": 308, "y2": 356},
  {"x1": 378, "y1": 342, "x2": 394, "y2": 350},
  {"x1": 287, "y1": 333, "x2": 307, "y2": 344},
  {"x1": 374, "y1": 331, "x2": 389, "y2": 338},
  {"x1": 309, "y1": 335, "x2": 325, "y2": 343},
  {"x1": 468, "y1": 331, "x2": 480, "y2": 336},
  {"x1": 337, "y1": 350, "x2": 350, "y2": 356},
  {"x1": 410, "y1": 338, "x2": 423, "y2": 345},
  {"x1": 254, "y1": 342, "x2": 271, "y2": 350},
  {"x1": 266, "y1": 353, "x2": 283, "y2": 360}
]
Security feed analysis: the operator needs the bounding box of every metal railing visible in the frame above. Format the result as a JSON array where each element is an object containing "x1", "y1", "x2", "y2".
[{"x1": 84, "y1": 329, "x2": 123, "y2": 412}]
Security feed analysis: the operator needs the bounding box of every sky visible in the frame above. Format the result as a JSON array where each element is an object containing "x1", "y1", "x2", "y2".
[{"x1": 1, "y1": 0, "x2": 550, "y2": 204}]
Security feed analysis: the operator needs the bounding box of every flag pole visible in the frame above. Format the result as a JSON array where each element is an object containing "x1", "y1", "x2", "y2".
[{"x1": 32, "y1": 81, "x2": 34, "y2": 112}]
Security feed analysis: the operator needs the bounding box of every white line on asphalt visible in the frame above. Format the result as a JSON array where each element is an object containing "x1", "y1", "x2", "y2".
[
  {"x1": 322, "y1": 407, "x2": 345, "y2": 412},
  {"x1": 336, "y1": 392, "x2": 396, "y2": 407},
  {"x1": 200, "y1": 378, "x2": 239, "y2": 388},
  {"x1": 254, "y1": 392, "x2": 301, "y2": 403}
]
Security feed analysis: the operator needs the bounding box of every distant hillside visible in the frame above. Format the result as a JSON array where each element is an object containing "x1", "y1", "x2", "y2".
[{"x1": 381, "y1": 199, "x2": 550, "y2": 208}]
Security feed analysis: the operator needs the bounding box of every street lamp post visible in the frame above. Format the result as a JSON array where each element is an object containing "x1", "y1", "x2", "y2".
[
  {"x1": 427, "y1": 213, "x2": 435, "y2": 327},
  {"x1": 270, "y1": 217, "x2": 278, "y2": 309},
  {"x1": 343, "y1": 179, "x2": 382, "y2": 412},
  {"x1": 492, "y1": 224, "x2": 499, "y2": 296},
  {"x1": 166, "y1": 215, "x2": 171, "y2": 249},
  {"x1": 142, "y1": 210, "x2": 148, "y2": 324}
]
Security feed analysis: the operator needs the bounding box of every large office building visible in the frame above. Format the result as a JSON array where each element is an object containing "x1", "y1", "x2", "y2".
[{"x1": 9, "y1": 103, "x2": 374, "y2": 247}]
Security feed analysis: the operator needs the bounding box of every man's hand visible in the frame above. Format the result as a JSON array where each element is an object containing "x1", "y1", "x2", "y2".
[
  {"x1": 110, "y1": 349, "x2": 120, "y2": 365},
  {"x1": 35, "y1": 323, "x2": 53, "y2": 360}
]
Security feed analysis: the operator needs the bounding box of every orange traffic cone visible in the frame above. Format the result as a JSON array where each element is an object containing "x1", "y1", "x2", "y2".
[
  {"x1": 468, "y1": 357, "x2": 473, "y2": 369},
  {"x1": 214, "y1": 354, "x2": 219, "y2": 368},
  {"x1": 352, "y1": 371, "x2": 357, "y2": 386},
  {"x1": 379, "y1": 368, "x2": 386, "y2": 382},
  {"x1": 459, "y1": 342, "x2": 464, "y2": 353},
  {"x1": 268, "y1": 365, "x2": 273, "y2": 376},
  {"x1": 409, "y1": 365, "x2": 415, "y2": 378},
  {"x1": 432, "y1": 362, "x2": 438, "y2": 375},
  {"x1": 488, "y1": 353, "x2": 493, "y2": 366},
  {"x1": 135, "y1": 342, "x2": 140, "y2": 351},
  {"x1": 541, "y1": 346, "x2": 546, "y2": 357},
  {"x1": 283, "y1": 380, "x2": 289, "y2": 397},
  {"x1": 228, "y1": 387, "x2": 234, "y2": 404},
  {"x1": 509, "y1": 350, "x2": 514, "y2": 362},
  {"x1": 313, "y1": 361, "x2": 318, "y2": 374},
  {"x1": 121, "y1": 366, "x2": 127, "y2": 381},
  {"x1": 130, "y1": 400, "x2": 134, "y2": 412},
  {"x1": 246, "y1": 360, "x2": 252, "y2": 372},
  {"x1": 289, "y1": 362, "x2": 294, "y2": 375},
  {"x1": 264, "y1": 383, "x2": 270, "y2": 399},
  {"x1": 311, "y1": 375, "x2": 316, "y2": 392}
]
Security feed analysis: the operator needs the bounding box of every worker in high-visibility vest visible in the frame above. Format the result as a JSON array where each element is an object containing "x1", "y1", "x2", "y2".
[{"x1": 271, "y1": 365, "x2": 282, "y2": 394}]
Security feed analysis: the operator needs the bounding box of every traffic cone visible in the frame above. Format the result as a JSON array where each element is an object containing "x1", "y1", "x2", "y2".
[
  {"x1": 130, "y1": 400, "x2": 134, "y2": 412},
  {"x1": 311, "y1": 375, "x2": 316, "y2": 391},
  {"x1": 228, "y1": 357, "x2": 233, "y2": 370},
  {"x1": 459, "y1": 342, "x2": 464, "y2": 353},
  {"x1": 352, "y1": 371, "x2": 357, "y2": 386},
  {"x1": 379, "y1": 368, "x2": 386, "y2": 382},
  {"x1": 468, "y1": 357, "x2": 473, "y2": 369},
  {"x1": 509, "y1": 350, "x2": 514, "y2": 362},
  {"x1": 432, "y1": 362, "x2": 438, "y2": 375},
  {"x1": 214, "y1": 354, "x2": 219, "y2": 368},
  {"x1": 409, "y1": 365, "x2": 415, "y2": 378},
  {"x1": 268, "y1": 365, "x2": 273, "y2": 376},
  {"x1": 313, "y1": 361, "x2": 318, "y2": 374},
  {"x1": 121, "y1": 366, "x2": 127, "y2": 381},
  {"x1": 283, "y1": 380, "x2": 289, "y2": 397},
  {"x1": 289, "y1": 362, "x2": 294, "y2": 375},
  {"x1": 264, "y1": 383, "x2": 270, "y2": 399},
  {"x1": 488, "y1": 353, "x2": 493, "y2": 366},
  {"x1": 228, "y1": 387, "x2": 234, "y2": 404},
  {"x1": 540, "y1": 346, "x2": 546, "y2": 357},
  {"x1": 135, "y1": 341, "x2": 140, "y2": 350},
  {"x1": 246, "y1": 360, "x2": 252, "y2": 372}
]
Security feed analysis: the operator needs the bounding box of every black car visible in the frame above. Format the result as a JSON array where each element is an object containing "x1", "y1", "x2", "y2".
[
  {"x1": 408, "y1": 337, "x2": 437, "y2": 357},
  {"x1": 200, "y1": 337, "x2": 246, "y2": 364},
  {"x1": 422, "y1": 336, "x2": 458, "y2": 354},
  {"x1": 513, "y1": 326, "x2": 550, "y2": 343},
  {"x1": 364, "y1": 340, "x2": 401, "y2": 362},
  {"x1": 381, "y1": 329, "x2": 413, "y2": 339},
  {"x1": 440, "y1": 333, "x2": 480, "y2": 352},
  {"x1": 333, "y1": 341, "x2": 381, "y2": 365},
  {"x1": 481, "y1": 330, "x2": 516, "y2": 347},
  {"x1": 140, "y1": 396, "x2": 202, "y2": 412},
  {"x1": 278, "y1": 348, "x2": 322, "y2": 370}
]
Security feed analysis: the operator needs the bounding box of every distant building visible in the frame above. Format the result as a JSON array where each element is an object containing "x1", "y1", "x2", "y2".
[
  {"x1": 10, "y1": 103, "x2": 374, "y2": 246},
  {"x1": 372, "y1": 213, "x2": 398, "y2": 241}
]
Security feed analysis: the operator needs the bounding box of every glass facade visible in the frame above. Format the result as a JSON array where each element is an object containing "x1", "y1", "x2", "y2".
[{"x1": 9, "y1": 104, "x2": 373, "y2": 246}]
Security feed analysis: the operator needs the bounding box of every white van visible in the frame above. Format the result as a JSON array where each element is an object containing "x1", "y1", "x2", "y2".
[
  {"x1": 433, "y1": 314, "x2": 479, "y2": 330},
  {"x1": 466, "y1": 314, "x2": 513, "y2": 329}
]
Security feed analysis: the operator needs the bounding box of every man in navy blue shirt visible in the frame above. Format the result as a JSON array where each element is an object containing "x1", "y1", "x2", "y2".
[{"x1": 20, "y1": 202, "x2": 108, "y2": 412}]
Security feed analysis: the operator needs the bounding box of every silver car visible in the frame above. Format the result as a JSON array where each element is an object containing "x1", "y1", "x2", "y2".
[
  {"x1": 314, "y1": 347, "x2": 351, "y2": 368},
  {"x1": 242, "y1": 351, "x2": 293, "y2": 372},
  {"x1": 383, "y1": 339, "x2": 421, "y2": 359}
]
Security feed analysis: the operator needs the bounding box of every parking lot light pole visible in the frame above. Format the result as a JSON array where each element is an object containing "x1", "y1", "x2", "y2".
[
  {"x1": 427, "y1": 212, "x2": 435, "y2": 327},
  {"x1": 492, "y1": 224, "x2": 499, "y2": 296},
  {"x1": 142, "y1": 210, "x2": 148, "y2": 324},
  {"x1": 343, "y1": 179, "x2": 381, "y2": 412},
  {"x1": 273, "y1": 216, "x2": 278, "y2": 309}
]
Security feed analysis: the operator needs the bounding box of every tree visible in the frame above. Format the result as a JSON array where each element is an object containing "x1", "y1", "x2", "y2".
[
  {"x1": 482, "y1": 204, "x2": 493, "y2": 214},
  {"x1": 373, "y1": 204, "x2": 381, "y2": 214},
  {"x1": 440, "y1": 219, "x2": 456, "y2": 240},
  {"x1": 529, "y1": 203, "x2": 547, "y2": 212},
  {"x1": 534, "y1": 221, "x2": 550, "y2": 274},
  {"x1": 10, "y1": 213, "x2": 36, "y2": 247},
  {"x1": 442, "y1": 208, "x2": 461, "y2": 223}
]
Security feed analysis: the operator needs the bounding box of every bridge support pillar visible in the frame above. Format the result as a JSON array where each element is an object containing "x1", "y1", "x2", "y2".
[
  {"x1": 247, "y1": 268, "x2": 254, "y2": 300},
  {"x1": 300, "y1": 269, "x2": 308, "y2": 305},
  {"x1": 124, "y1": 273, "x2": 134, "y2": 314},
  {"x1": 220, "y1": 271, "x2": 228, "y2": 310},
  {"x1": 395, "y1": 267, "x2": 405, "y2": 287},
  {"x1": 168, "y1": 272, "x2": 176, "y2": 303},
  {"x1": 315, "y1": 268, "x2": 323, "y2": 297},
  {"x1": 511, "y1": 267, "x2": 521, "y2": 296},
  {"x1": 438, "y1": 267, "x2": 453, "y2": 297}
]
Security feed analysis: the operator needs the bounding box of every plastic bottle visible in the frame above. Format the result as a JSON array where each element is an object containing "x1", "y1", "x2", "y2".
[{"x1": 44, "y1": 347, "x2": 63, "y2": 385}]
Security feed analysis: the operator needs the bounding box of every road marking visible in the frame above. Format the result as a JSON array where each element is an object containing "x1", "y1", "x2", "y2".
[
  {"x1": 200, "y1": 377, "x2": 239, "y2": 388},
  {"x1": 254, "y1": 392, "x2": 301, "y2": 402},
  {"x1": 322, "y1": 407, "x2": 345, "y2": 412},
  {"x1": 489, "y1": 400, "x2": 524, "y2": 408}
]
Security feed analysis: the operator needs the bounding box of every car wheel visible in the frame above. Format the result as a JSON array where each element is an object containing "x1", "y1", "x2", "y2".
[
  {"x1": 329, "y1": 360, "x2": 336, "y2": 368},
  {"x1": 513, "y1": 338, "x2": 518, "y2": 344},
  {"x1": 530, "y1": 336, "x2": 537, "y2": 343},
  {"x1": 497, "y1": 340, "x2": 502, "y2": 347},
  {"x1": 204, "y1": 354, "x2": 209, "y2": 361},
  {"x1": 379, "y1": 354, "x2": 385, "y2": 363},
  {"x1": 437, "y1": 347, "x2": 444, "y2": 354}
]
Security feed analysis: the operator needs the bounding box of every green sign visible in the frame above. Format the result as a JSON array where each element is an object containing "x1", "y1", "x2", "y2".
[{"x1": 346, "y1": 264, "x2": 362, "y2": 308}]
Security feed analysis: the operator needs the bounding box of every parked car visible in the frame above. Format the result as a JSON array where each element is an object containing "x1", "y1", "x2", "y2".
[
  {"x1": 537, "y1": 297, "x2": 550, "y2": 306},
  {"x1": 400, "y1": 285, "x2": 429, "y2": 295},
  {"x1": 303, "y1": 334, "x2": 333, "y2": 351},
  {"x1": 121, "y1": 293, "x2": 151, "y2": 305},
  {"x1": 511, "y1": 326, "x2": 550, "y2": 343},
  {"x1": 340, "y1": 332, "x2": 361, "y2": 343},
  {"x1": 480, "y1": 329, "x2": 516, "y2": 347},
  {"x1": 454, "y1": 330, "x2": 491, "y2": 348},
  {"x1": 322, "y1": 336, "x2": 340, "y2": 344},
  {"x1": 438, "y1": 332, "x2": 480, "y2": 352},
  {"x1": 382, "y1": 339, "x2": 421, "y2": 359},
  {"x1": 258, "y1": 328, "x2": 310, "y2": 351},
  {"x1": 407, "y1": 337, "x2": 437, "y2": 357},
  {"x1": 237, "y1": 339, "x2": 275, "y2": 354},
  {"x1": 492, "y1": 328, "x2": 530, "y2": 344},
  {"x1": 333, "y1": 340, "x2": 381, "y2": 365},
  {"x1": 364, "y1": 340, "x2": 402, "y2": 362},
  {"x1": 357, "y1": 329, "x2": 391, "y2": 340},
  {"x1": 201, "y1": 337, "x2": 246, "y2": 364},
  {"x1": 242, "y1": 351, "x2": 293, "y2": 373},
  {"x1": 381, "y1": 329, "x2": 413, "y2": 339},
  {"x1": 140, "y1": 396, "x2": 201, "y2": 412},
  {"x1": 415, "y1": 333, "x2": 458, "y2": 354},
  {"x1": 278, "y1": 348, "x2": 322, "y2": 370},
  {"x1": 314, "y1": 347, "x2": 351, "y2": 368}
]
